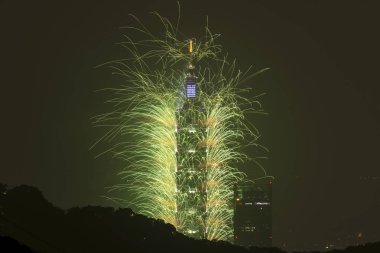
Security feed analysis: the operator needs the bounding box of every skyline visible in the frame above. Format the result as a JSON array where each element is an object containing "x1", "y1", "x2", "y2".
[{"x1": 0, "y1": 1, "x2": 379, "y2": 251}]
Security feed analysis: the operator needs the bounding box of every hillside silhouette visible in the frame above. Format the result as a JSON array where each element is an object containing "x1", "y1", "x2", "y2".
[
  {"x1": 0, "y1": 183, "x2": 379, "y2": 253},
  {"x1": 0, "y1": 235, "x2": 35, "y2": 252}
]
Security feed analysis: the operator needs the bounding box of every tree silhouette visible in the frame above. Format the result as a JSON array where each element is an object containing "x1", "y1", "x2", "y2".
[{"x1": 1, "y1": 183, "x2": 379, "y2": 253}]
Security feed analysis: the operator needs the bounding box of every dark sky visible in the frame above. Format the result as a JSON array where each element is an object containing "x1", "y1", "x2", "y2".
[{"x1": 1, "y1": 0, "x2": 379, "y2": 251}]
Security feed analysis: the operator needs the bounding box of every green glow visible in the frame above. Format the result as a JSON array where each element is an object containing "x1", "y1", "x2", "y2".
[{"x1": 94, "y1": 13, "x2": 268, "y2": 241}]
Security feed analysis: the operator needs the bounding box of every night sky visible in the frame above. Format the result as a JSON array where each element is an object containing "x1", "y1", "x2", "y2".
[{"x1": 1, "y1": 0, "x2": 379, "y2": 251}]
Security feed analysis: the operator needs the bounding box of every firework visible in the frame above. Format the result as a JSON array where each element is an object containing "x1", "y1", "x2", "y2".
[{"x1": 93, "y1": 13, "x2": 268, "y2": 241}]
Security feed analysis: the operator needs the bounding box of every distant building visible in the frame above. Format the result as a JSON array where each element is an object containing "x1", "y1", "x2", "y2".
[{"x1": 234, "y1": 179, "x2": 273, "y2": 247}]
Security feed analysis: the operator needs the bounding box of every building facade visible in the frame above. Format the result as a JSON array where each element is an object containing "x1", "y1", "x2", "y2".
[
  {"x1": 234, "y1": 179, "x2": 273, "y2": 247},
  {"x1": 175, "y1": 44, "x2": 207, "y2": 238}
]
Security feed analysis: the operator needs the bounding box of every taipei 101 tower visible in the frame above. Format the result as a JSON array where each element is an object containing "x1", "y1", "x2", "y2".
[
  {"x1": 175, "y1": 40, "x2": 208, "y2": 239},
  {"x1": 97, "y1": 18, "x2": 266, "y2": 242}
]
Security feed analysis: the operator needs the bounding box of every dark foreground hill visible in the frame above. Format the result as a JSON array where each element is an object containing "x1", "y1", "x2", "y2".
[
  {"x1": 0, "y1": 235, "x2": 35, "y2": 252},
  {"x1": 0, "y1": 183, "x2": 379, "y2": 253}
]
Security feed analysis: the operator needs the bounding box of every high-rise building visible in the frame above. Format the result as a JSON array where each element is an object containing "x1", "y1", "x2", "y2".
[
  {"x1": 175, "y1": 40, "x2": 207, "y2": 238},
  {"x1": 234, "y1": 179, "x2": 273, "y2": 247},
  {"x1": 99, "y1": 23, "x2": 266, "y2": 242}
]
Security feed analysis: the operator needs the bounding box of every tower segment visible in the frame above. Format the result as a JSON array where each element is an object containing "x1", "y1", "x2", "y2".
[{"x1": 175, "y1": 39, "x2": 208, "y2": 238}]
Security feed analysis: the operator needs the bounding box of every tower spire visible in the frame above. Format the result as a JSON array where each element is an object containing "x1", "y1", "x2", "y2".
[{"x1": 189, "y1": 39, "x2": 193, "y2": 54}]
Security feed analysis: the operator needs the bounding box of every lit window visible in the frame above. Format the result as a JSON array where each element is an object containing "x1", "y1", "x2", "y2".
[
  {"x1": 187, "y1": 229, "x2": 197, "y2": 234},
  {"x1": 255, "y1": 202, "x2": 270, "y2": 206},
  {"x1": 186, "y1": 78, "x2": 196, "y2": 98}
]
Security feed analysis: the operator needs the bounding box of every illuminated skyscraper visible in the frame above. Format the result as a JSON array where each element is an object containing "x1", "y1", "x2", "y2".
[
  {"x1": 234, "y1": 179, "x2": 273, "y2": 247},
  {"x1": 98, "y1": 18, "x2": 268, "y2": 241},
  {"x1": 175, "y1": 40, "x2": 207, "y2": 238}
]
